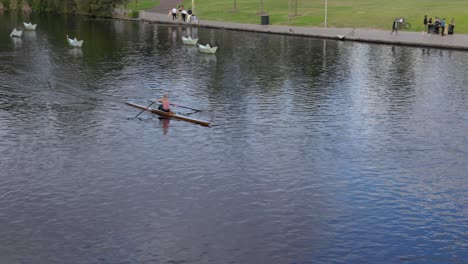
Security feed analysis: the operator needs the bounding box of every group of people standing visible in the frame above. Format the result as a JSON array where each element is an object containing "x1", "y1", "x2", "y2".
[
  {"x1": 424, "y1": 15, "x2": 455, "y2": 36},
  {"x1": 170, "y1": 5, "x2": 198, "y2": 24}
]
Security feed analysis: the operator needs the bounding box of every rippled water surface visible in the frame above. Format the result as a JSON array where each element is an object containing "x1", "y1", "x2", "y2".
[{"x1": 1, "y1": 12, "x2": 467, "y2": 264}]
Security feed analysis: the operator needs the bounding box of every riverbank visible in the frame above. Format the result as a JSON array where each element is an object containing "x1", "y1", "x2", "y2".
[
  {"x1": 114, "y1": 10, "x2": 468, "y2": 51},
  {"x1": 177, "y1": 0, "x2": 468, "y2": 34}
]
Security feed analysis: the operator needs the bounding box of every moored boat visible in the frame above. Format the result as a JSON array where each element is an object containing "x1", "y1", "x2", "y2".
[
  {"x1": 10, "y1": 28, "x2": 23, "y2": 38},
  {"x1": 23, "y1": 22, "x2": 37, "y2": 30},
  {"x1": 67, "y1": 35, "x2": 83, "y2": 47},
  {"x1": 198, "y1": 43, "x2": 217, "y2": 54},
  {"x1": 182, "y1": 36, "x2": 198, "y2": 45},
  {"x1": 126, "y1": 102, "x2": 210, "y2": 127}
]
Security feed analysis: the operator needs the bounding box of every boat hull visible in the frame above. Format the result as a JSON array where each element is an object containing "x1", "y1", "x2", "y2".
[
  {"x1": 182, "y1": 37, "x2": 198, "y2": 45},
  {"x1": 23, "y1": 23, "x2": 37, "y2": 30},
  {"x1": 67, "y1": 37, "x2": 83, "y2": 47},
  {"x1": 10, "y1": 29, "x2": 23, "y2": 38},
  {"x1": 198, "y1": 44, "x2": 217, "y2": 54},
  {"x1": 126, "y1": 102, "x2": 210, "y2": 127}
]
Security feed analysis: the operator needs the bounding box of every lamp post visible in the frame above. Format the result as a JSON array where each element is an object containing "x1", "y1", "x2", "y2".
[
  {"x1": 324, "y1": 0, "x2": 328, "y2": 28},
  {"x1": 295, "y1": 0, "x2": 298, "y2": 16}
]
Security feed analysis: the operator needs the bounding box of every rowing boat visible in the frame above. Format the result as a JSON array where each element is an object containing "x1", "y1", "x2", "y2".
[{"x1": 126, "y1": 102, "x2": 210, "y2": 127}]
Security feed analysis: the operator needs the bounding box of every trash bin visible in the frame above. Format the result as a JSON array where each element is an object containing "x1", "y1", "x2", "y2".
[{"x1": 261, "y1": 15, "x2": 269, "y2": 25}]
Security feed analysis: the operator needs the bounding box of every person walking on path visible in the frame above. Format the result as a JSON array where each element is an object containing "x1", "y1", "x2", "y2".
[
  {"x1": 171, "y1": 7, "x2": 177, "y2": 20},
  {"x1": 190, "y1": 13, "x2": 199, "y2": 24},
  {"x1": 178, "y1": 5, "x2": 183, "y2": 19},
  {"x1": 424, "y1": 15, "x2": 428, "y2": 32},
  {"x1": 449, "y1": 18, "x2": 455, "y2": 35},
  {"x1": 441, "y1": 18, "x2": 446, "y2": 36},
  {"x1": 391, "y1": 18, "x2": 398, "y2": 35},
  {"x1": 434, "y1": 17, "x2": 441, "y2": 34},
  {"x1": 181, "y1": 8, "x2": 188, "y2": 22},
  {"x1": 428, "y1": 17, "x2": 433, "y2": 34}
]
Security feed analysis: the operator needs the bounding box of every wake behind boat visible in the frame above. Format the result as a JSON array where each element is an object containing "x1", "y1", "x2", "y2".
[{"x1": 126, "y1": 102, "x2": 210, "y2": 127}]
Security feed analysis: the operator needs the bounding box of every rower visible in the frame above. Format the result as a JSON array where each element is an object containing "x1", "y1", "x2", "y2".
[{"x1": 158, "y1": 93, "x2": 171, "y2": 112}]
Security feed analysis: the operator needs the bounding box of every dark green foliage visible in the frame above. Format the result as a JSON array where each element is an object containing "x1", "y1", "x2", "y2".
[
  {"x1": 1, "y1": 0, "x2": 11, "y2": 9},
  {"x1": 1, "y1": 0, "x2": 130, "y2": 16},
  {"x1": 75, "y1": 0, "x2": 130, "y2": 17},
  {"x1": 128, "y1": 10, "x2": 139, "y2": 18}
]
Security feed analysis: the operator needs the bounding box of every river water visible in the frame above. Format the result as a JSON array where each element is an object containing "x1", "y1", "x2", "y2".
[{"x1": 0, "y1": 12, "x2": 467, "y2": 264}]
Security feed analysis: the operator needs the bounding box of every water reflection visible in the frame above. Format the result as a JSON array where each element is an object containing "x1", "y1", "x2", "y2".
[
  {"x1": 199, "y1": 53, "x2": 217, "y2": 63},
  {"x1": 11, "y1": 37, "x2": 22, "y2": 48},
  {"x1": 67, "y1": 47, "x2": 83, "y2": 57},
  {"x1": 181, "y1": 45, "x2": 197, "y2": 55},
  {"x1": 22, "y1": 31, "x2": 36, "y2": 43},
  {"x1": 183, "y1": 26, "x2": 198, "y2": 39},
  {"x1": 159, "y1": 117, "x2": 171, "y2": 135},
  {"x1": 0, "y1": 11, "x2": 467, "y2": 264}
]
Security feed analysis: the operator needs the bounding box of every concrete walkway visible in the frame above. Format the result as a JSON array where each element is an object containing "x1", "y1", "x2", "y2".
[
  {"x1": 148, "y1": 0, "x2": 179, "y2": 14},
  {"x1": 135, "y1": 10, "x2": 468, "y2": 51}
]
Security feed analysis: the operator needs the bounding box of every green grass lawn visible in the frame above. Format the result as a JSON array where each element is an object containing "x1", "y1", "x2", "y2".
[
  {"x1": 125, "y1": 0, "x2": 160, "y2": 11},
  {"x1": 180, "y1": 0, "x2": 468, "y2": 33}
]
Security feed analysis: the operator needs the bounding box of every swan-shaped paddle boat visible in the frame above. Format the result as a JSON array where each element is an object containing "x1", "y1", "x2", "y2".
[
  {"x1": 197, "y1": 43, "x2": 217, "y2": 54},
  {"x1": 182, "y1": 36, "x2": 198, "y2": 45},
  {"x1": 10, "y1": 28, "x2": 23, "y2": 38},
  {"x1": 67, "y1": 35, "x2": 83, "y2": 47},
  {"x1": 23, "y1": 22, "x2": 37, "y2": 30}
]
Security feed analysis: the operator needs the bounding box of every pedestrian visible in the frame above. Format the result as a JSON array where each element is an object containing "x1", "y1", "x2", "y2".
[
  {"x1": 449, "y1": 17, "x2": 455, "y2": 35},
  {"x1": 441, "y1": 18, "x2": 446, "y2": 36},
  {"x1": 178, "y1": 5, "x2": 182, "y2": 19},
  {"x1": 391, "y1": 18, "x2": 398, "y2": 35},
  {"x1": 187, "y1": 9, "x2": 192, "y2": 23},
  {"x1": 423, "y1": 15, "x2": 428, "y2": 32},
  {"x1": 428, "y1": 17, "x2": 433, "y2": 34},
  {"x1": 181, "y1": 8, "x2": 188, "y2": 22},
  {"x1": 434, "y1": 17, "x2": 441, "y2": 34},
  {"x1": 171, "y1": 7, "x2": 177, "y2": 20},
  {"x1": 190, "y1": 14, "x2": 199, "y2": 24}
]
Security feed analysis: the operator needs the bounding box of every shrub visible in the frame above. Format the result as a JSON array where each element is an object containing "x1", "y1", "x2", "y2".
[
  {"x1": 1, "y1": 0, "x2": 11, "y2": 9},
  {"x1": 129, "y1": 10, "x2": 138, "y2": 18}
]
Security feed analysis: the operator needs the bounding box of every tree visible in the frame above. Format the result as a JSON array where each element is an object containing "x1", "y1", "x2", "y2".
[
  {"x1": 288, "y1": 0, "x2": 298, "y2": 17},
  {"x1": 75, "y1": 0, "x2": 130, "y2": 17},
  {"x1": 295, "y1": 0, "x2": 298, "y2": 16}
]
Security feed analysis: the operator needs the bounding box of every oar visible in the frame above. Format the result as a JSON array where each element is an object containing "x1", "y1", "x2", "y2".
[
  {"x1": 170, "y1": 103, "x2": 201, "y2": 112},
  {"x1": 148, "y1": 100, "x2": 202, "y2": 112},
  {"x1": 135, "y1": 100, "x2": 158, "y2": 118}
]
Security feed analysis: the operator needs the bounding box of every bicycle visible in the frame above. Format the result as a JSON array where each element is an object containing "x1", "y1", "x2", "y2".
[{"x1": 395, "y1": 18, "x2": 411, "y2": 30}]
